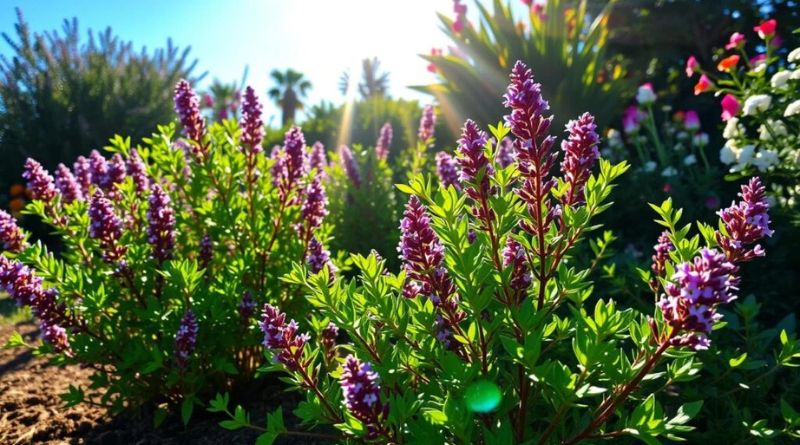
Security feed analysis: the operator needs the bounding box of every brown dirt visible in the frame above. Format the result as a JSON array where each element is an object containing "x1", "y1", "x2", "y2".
[{"x1": 0, "y1": 322, "x2": 330, "y2": 444}]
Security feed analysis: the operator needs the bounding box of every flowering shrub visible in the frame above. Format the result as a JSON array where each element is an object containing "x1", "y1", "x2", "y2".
[
  {"x1": 1, "y1": 81, "x2": 333, "y2": 422},
  {"x1": 688, "y1": 18, "x2": 800, "y2": 206},
  {"x1": 211, "y1": 61, "x2": 776, "y2": 444}
]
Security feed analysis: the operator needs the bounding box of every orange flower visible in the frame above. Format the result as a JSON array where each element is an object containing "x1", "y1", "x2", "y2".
[
  {"x1": 694, "y1": 74, "x2": 713, "y2": 95},
  {"x1": 9, "y1": 183, "x2": 24, "y2": 197},
  {"x1": 717, "y1": 55, "x2": 740, "y2": 72},
  {"x1": 8, "y1": 198, "x2": 24, "y2": 212}
]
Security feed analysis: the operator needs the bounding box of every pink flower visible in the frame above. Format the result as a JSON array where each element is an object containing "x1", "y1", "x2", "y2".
[
  {"x1": 750, "y1": 54, "x2": 766, "y2": 66},
  {"x1": 685, "y1": 56, "x2": 698, "y2": 77},
  {"x1": 452, "y1": 18, "x2": 464, "y2": 33},
  {"x1": 683, "y1": 110, "x2": 701, "y2": 131},
  {"x1": 694, "y1": 74, "x2": 712, "y2": 95},
  {"x1": 720, "y1": 94, "x2": 740, "y2": 121},
  {"x1": 754, "y1": 19, "x2": 777, "y2": 39},
  {"x1": 724, "y1": 32, "x2": 746, "y2": 50}
]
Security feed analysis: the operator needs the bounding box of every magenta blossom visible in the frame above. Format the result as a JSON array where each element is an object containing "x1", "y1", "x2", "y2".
[
  {"x1": 685, "y1": 56, "x2": 698, "y2": 77},
  {"x1": 683, "y1": 110, "x2": 701, "y2": 131},
  {"x1": 720, "y1": 94, "x2": 740, "y2": 121},
  {"x1": 725, "y1": 32, "x2": 746, "y2": 50}
]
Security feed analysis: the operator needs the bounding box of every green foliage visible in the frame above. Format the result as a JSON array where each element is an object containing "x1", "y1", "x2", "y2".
[
  {"x1": 415, "y1": 0, "x2": 629, "y2": 136},
  {"x1": 0, "y1": 8, "x2": 199, "y2": 201}
]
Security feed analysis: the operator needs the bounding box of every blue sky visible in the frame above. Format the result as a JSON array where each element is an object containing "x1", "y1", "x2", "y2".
[{"x1": 0, "y1": 0, "x2": 474, "y2": 124}]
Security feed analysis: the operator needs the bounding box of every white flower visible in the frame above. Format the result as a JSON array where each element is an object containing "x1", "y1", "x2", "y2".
[
  {"x1": 752, "y1": 62, "x2": 768, "y2": 74},
  {"x1": 790, "y1": 149, "x2": 800, "y2": 166},
  {"x1": 789, "y1": 47, "x2": 800, "y2": 63},
  {"x1": 792, "y1": 69, "x2": 800, "y2": 80},
  {"x1": 606, "y1": 129, "x2": 623, "y2": 148},
  {"x1": 693, "y1": 133, "x2": 709, "y2": 146},
  {"x1": 737, "y1": 144, "x2": 755, "y2": 165},
  {"x1": 661, "y1": 166, "x2": 677, "y2": 177},
  {"x1": 683, "y1": 154, "x2": 697, "y2": 166},
  {"x1": 636, "y1": 84, "x2": 657, "y2": 105},
  {"x1": 742, "y1": 94, "x2": 772, "y2": 116},
  {"x1": 723, "y1": 118, "x2": 742, "y2": 139},
  {"x1": 753, "y1": 149, "x2": 779, "y2": 172},
  {"x1": 720, "y1": 142, "x2": 738, "y2": 165},
  {"x1": 785, "y1": 99, "x2": 800, "y2": 117},
  {"x1": 771, "y1": 70, "x2": 792, "y2": 88},
  {"x1": 643, "y1": 161, "x2": 657, "y2": 172},
  {"x1": 758, "y1": 119, "x2": 788, "y2": 140}
]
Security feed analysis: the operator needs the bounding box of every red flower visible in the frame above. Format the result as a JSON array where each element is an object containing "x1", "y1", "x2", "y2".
[
  {"x1": 754, "y1": 19, "x2": 777, "y2": 39},
  {"x1": 694, "y1": 74, "x2": 712, "y2": 95}
]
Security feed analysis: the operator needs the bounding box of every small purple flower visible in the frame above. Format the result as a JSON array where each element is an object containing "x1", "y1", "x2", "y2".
[
  {"x1": 199, "y1": 233, "x2": 213, "y2": 270},
  {"x1": 308, "y1": 141, "x2": 328, "y2": 177},
  {"x1": 240, "y1": 86, "x2": 264, "y2": 153},
  {"x1": 278, "y1": 127, "x2": 308, "y2": 199},
  {"x1": 174, "y1": 79, "x2": 206, "y2": 144},
  {"x1": 22, "y1": 158, "x2": 57, "y2": 202},
  {"x1": 146, "y1": 184, "x2": 176, "y2": 263},
  {"x1": 89, "y1": 150, "x2": 108, "y2": 188},
  {"x1": 467, "y1": 229, "x2": 477, "y2": 244},
  {"x1": 436, "y1": 151, "x2": 461, "y2": 191},
  {"x1": 321, "y1": 321, "x2": 338, "y2": 361},
  {"x1": 502, "y1": 237, "x2": 531, "y2": 294},
  {"x1": 301, "y1": 177, "x2": 329, "y2": 232},
  {"x1": 73, "y1": 156, "x2": 93, "y2": 196},
  {"x1": 0, "y1": 210, "x2": 27, "y2": 253},
  {"x1": 270, "y1": 146, "x2": 285, "y2": 187},
  {"x1": 259, "y1": 304, "x2": 310, "y2": 371},
  {"x1": 307, "y1": 236, "x2": 334, "y2": 275},
  {"x1": 338, "y1": 145, "x2": 361, "y2": 188},
  {"x1": 88, "y1": 191, "x2": 126, "y2": 263},
  {"x1": 456, "y1": 120, "x2": 493, "y2": 203},
  {"x1": 40, "y1": 320, "x2": 70, "y2": 353},
  {"x1": 375, "y1": 123, "x2": 393, "y2": 160},
  {"x1": 650, "y1": 231, "x2": 673, "y2": 291},
  {"x1": 174, "y1": 310, "x2": 199, "y2": 367},
  {"x1": 659, "y1": 248, "x2": 738, "y2": 350},
  {"x1": 102, "y1": 154, "x2": 127, "y2": 199},
  {"x1": 127, "y1": 149, "x2": 150, "y2": 195},
  {"x1": 503, "y1": 60, "x2": 552, "y2": 141},
  {"x1": 418, "y1": 104, "x2": 436, "y2": 142},
  {"x1": 560, "y1": 113, "x2": 600, "y2": 206},
  {"x1": 717, "y1": 177, "x2": 773, "y2": 263},
  {"x1": 496, "y1": 137, "x2": 516, "y2": 168},
  {"x1": 239, "y1": 290, "x2": 256, "y2": 322},
  {"x1": 340, "y1": 354, "x2": 388, "y2": 439},
  {"x1": 54, "y1": 163, "x2": 84, "y2": 204}
]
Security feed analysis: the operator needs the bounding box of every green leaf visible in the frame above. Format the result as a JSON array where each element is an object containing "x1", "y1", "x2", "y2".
[
  {"x1": 729, "y1": 352, "x2": 748, "y2": 368},
  {"x1": 3, "y1": 331, "x2": 29, "y2": 349},
  {"x1": 256, "y1": 432, "x2": 279, "y2": 445},
  {"x1": 181, "y1": 397, "x2": 194, "y2": 426},
  {"x1": 266, "y1": 407, "x2": 287, "y2": 433}
]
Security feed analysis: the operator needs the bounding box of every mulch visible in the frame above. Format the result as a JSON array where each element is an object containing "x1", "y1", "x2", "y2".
[{"x1": 0, "y1": 322, "x2": 328, "y2": 444}]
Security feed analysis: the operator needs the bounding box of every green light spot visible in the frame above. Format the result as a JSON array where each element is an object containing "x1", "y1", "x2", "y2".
[{"x1": 465, "y1": 380, "x2": 501, "y2": 413}]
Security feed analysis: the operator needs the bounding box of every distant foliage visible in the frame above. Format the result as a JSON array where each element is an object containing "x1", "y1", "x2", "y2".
[{"x1": 0, "y1": 8, "x2": 199, "y2": 203}]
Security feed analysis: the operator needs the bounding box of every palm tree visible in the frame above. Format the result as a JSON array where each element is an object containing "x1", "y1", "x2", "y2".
[
  {"x1": 338, "y1": 58, "x2": 390, "y2": 100},
  {"x1": 268, "y1": 69, "x2": 311, "y2": 126}
]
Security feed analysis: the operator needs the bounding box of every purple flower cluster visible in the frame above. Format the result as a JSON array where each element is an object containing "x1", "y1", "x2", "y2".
[
  {"x1": 22, "y1": 158, "x2": 57, "y2": 202},
  {"x1": 340, "y1": 354, "x2": 387, "y2": 439},
  {"x1": 321, "y1": 321, "x2": 338, "y2": 361},
  {"x1": 560, "y1": 113, "x2": 600, "y2": 206},
  {"x1": 418, "y1": 104, "x2": 436, "y2": 142},
  {"x1": 88, "y1": 191, "x2": 126, "y2": 263},
  {"x1": 239, "y1": 290, "x2": 256, "y2": 322},
  {"x1": 199, "y1": 233, "x2": 213, "y2": 271},
  {"x1": 456, "y1": 120, "x2": 493, "y2": 206},
  {"x1": 650, "y1": 231, "x2": 674, "y2": 292},
  {"x1": 435, "y1": 151, "x2": 461, "y2": 191},
  {"x1": 301, "y1": 177, "x2": 329, "y2": 234},
  {"x1": 496, "y1": 137, "x2": 516, "y2": 168},
  {"x1": 0, "y1": 210, "x2": 27, "y2": 253},
  {"x1": 308, "y1": 141, "x2": 328, "y2": 177},
  {"x1": 174, "y1": 79, "x2": 206, "y2": 144},
  {"x1": 503, "y1": 61, "x2": 559, "y2": 238},
  {"x1": 659, "y1": 248, "x2": 738, "y2": 350},
  {"x1": 127, "y1": 149, "x2": 150, "y2": 195},
  {"x1": 146, "y1": 184, "x2": 176, "y2": 263},
  {"x1": 54, "y1": 163, "x2": 84, "y2": 204},
  {"x1": 307, "y1": 236, "x2": 334, "y2": 275},
  {"x1": 73, "y1": 156, "x2": 93, "y2": 196},
  {"x1": 240, "y1": 86, "x2": 264, "y2": 153},
  {"x1": 338, "y1": 145, "x2": 361, "y2": 188},
  {"x1": 0, "y1": 256, "x2": 70, "y2": 352},
  {"x1": 102, "y1": 154, "x2": 127, "y2": 199},
  {"x1": 275, "y1": 127, "x2": 308, "y2": 200},
  {"x1": 375, "y1": 123, "x2": 393, "y2": 160},
  {"x1": 716, "y1": 177, "x2": 773, "y2": 263},
  {"x1": 259, "y1": 304, "x2": 310, "y2": 371},
  {"x1": 502, "y1": 238, "x2": 531, "y2": 295},
  {"x1": 174, "y1": 310, "x2": 198, "y2": 367},
  {"x1": 89, "y1": 150, "x2": 108, "y2": 189}
]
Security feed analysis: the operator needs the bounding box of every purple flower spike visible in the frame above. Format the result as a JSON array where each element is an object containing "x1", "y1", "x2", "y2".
[
  {"x1": 650, "y1": 231, "x2": 673, "y2": 292},
  {"x1": 321, "y1": 321, "x2": 338, "y2": 361},
  {"x1": 73, "y1": 156, "x2": 93, "y2": 196},
  {"x1": 40, "y1": 320, "x2": 70, "y2": 353},
  {"x1": 340, "y1": 354, "x2": 388, "y2": 439},
  {"x1": 146, "y1": 184, "x2": 176, "y2": 263},
  {"x1": 503, "y1": 61, "x2": 551, "y2": 141},
  {"x1": 127, "y1": 149, "x2": 150, "y2": 195},
  {"x1": 199, "y1": 233, "x2": 213, "y2": 270},
  {"x1": 55, "y1": 163, "x2": 84, "y2": 204},
  {"x1": 301, "y1": 177, "x2": 329, "y2": 232},
  {"x1": 22, "y1": 158, "x2": 57, "y2": 202},
  {"x1": 496, "y1": 137, "x2": 516, "y2": 168},
  {"x1": 89, "y1": 150, "x2": 108, "y2": 188},
  {"x1": 174, "y1": 79, "x2": 206, "y2": 143},
  {"x1": 502, "y1": 238, "x2": 531, "y2": 295},
  {"x1": 716, "y1": 177, "x2": 773, "y2": 263},
  {"x1": 240, "y1": 86, "x2": 264, "y2": 153},
  {"x1": 338, "y1": 145, "x2": 361, "y2": 188},
  {"x1": 418, "y1": 104, "x2": 436, "y2": 142},
  {"x1": 0, "y1": 210, "x2": 28, "y2": 253},
  {"x1": 375, "y1": 123, "x2": 393, "y2": 160},
  {"x1": 435, "y1": 151, "x2": 461, "y2": 191},
  {"x1": 174, "y1": 310, "x2": 198, "y2": 367},
  {"x1": 659, "y1": 248, "x2": 738, "y2": 350},
  {"x1": 88, "y1": 191, "x2": 126, "y2": 263},
  {"x1": 306, "y1": 236, "x2": 334, "y2": 276},
  {"x1": 308, "y1": 141, "x2": 328, "y2": 177},
  {"x1": 456, "y1": 120, "x2": 492, "y2": 201},
  {"x1": 259, "y1": 304, "x2": 310, "y2": 371},
  {"x1": 278, "y1": 127, "x2": 308, "y2": 199},
  {"x1": 239, "y1": 290, "x2": 256, "y2": 322},
  {"x1": 102, "y1": 154, "x2": 127, "y2": 199},
  {"x1": 560, "y1": 113, "x2": 600, "y2": 206}
]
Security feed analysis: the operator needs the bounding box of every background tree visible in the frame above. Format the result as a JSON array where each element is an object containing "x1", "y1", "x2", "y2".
[
  {"x1": 339, "y1": 57, "x2": 391, "y2": 100},
  {"x1": 268, "y1": 68, "x2": 311, "y2": 126}
]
